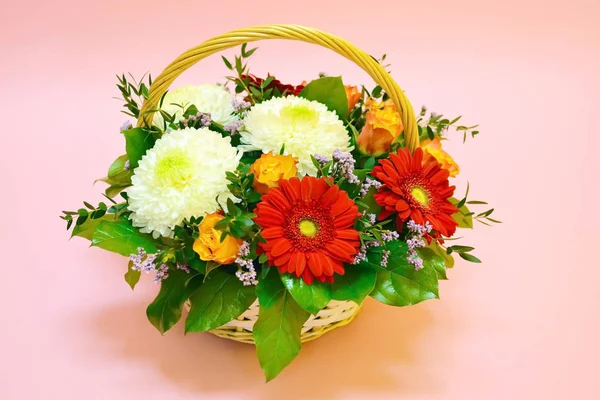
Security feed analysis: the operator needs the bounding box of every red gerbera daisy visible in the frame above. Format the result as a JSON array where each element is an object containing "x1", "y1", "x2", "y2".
[
  {"x1": 242, "y1": 74, "x2": 305, "y2": 97},
  {"x1": 372, "y1": 147, "x2": 459, "y2": 238},
  {"x1": 254, "y1": 176, "x2": 360, "y2": 285}
]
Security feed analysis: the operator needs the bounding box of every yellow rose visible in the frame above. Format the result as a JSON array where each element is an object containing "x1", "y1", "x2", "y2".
[
  {"x1": 420, "y1": 136, "x2": 460, "y2": 177},
  {"x1": 250, "y1": 152, "x2": 298, "y2": 195},
  {"x1": 193, "y1": 213, "x2": 242, "y2": 264},
  {"x1": 357, "y1": 98, "x2": 403, "y2": 156},
  {"x1": 345, "y1": 85, "x2": 361, "y2": 114}
]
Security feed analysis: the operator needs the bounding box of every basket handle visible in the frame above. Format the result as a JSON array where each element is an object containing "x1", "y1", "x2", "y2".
[{"x1": 137, "y1": 24, "x2": 419, "y2": 150}]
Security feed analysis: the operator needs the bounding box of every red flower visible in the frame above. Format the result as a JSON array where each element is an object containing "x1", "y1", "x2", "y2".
[
  {"x1": 254, "y1": 176, "x2": 360, "y2": 285},
  {"x1": 372, "y1": 147, "x2": 459, "y2": 237},
  {"x1": 242, "y1": 74, "x2": 305, "y2": 97}
]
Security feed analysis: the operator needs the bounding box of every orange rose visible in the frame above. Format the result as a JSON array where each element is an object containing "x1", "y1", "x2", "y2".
[
  {"x1": 420, "y1": 136, "x2": 460, "y2": 177},
  {"x1": 193, "y1": 213, "x2": 242, "y2": 264},
  {"x1": 345, "y1": 85, "x2": 361, "y2": 114},
  {"x1": 357, "y1": 98, "x2": 403, "y2": 156},
  {"x1": 250, "y1": 152, "x2": 298, "y2": 195}
]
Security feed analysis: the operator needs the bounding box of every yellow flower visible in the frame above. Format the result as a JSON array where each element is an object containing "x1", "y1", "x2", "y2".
[
  {"x1": 357, "y1": 98, "x2": 403, "y2": 156},
  {"x1": 345, "y1": 85, "x2": 361, "y2": 114},
  {"x1": 193, "y1": 213, "x2": 242, "y2": 264},
  {"x1": 250, "y1": 152, "x2": 298, "y2": 194},
  {"x1": 420, "y1": 136, "x2": 460, "y2": 177}
]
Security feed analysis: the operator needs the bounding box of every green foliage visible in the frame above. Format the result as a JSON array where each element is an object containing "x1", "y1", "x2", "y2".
[
  {"x1": 185, "y1": 269, "x2": 257, "y2": 332},
  {"x1": 280, "y1": 274, "x2": 331, "y2": 315},
  {"x1": 61, "y1": 199, "x2": 121, "y2": 233},
  {"x1": 451, "y1": 183, "x2": 501, "y2": 227},
  {"x1": 418, "y1": 110, "x2": 479, "y2": 143},
  {"x1": 124, "y1": 261, "x2": 141, "y2": 290},
  {"x1": 331, "y1": 264, "x2": 377, "y2": 305},
  {"x1": 71, "y1": 214, "x2": 114, "y2": 240},
  {"x1": 299, "y1": 76, "x2": 349, "y2": 120},
  {"x1": 253, "y1": 269, "x2": 310, "y2": 381},
  {"x1": 445, "y1": 244, "x2": 482, "y2": 263},
  {"x1": 91, "y1": 218, "x2": 160, "y2": 256},
  {"x1": 418, "y1": 247, "x2": 447, "y2": 280},
  {"x1": 123, "y1": 127, "x2": 156, "y2": 169},
  {"x1": 366, "y1": 241, "x2": 439, "y2": 306},
  {"x1": 116, "y1": 73, "x2": 152, "y2": 119},
  {"x1": 146, "y1": 270, "x2": 203, "y2": 334}
]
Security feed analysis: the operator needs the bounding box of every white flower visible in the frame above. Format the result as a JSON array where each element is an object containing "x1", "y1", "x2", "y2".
[
  {"x1": 128, "y1": 127, "x2": 241, "y2": 238},
  {"x1": 240, "y1": 96, "x2": 351, "y2": 176},
  {"x1": 154, "y1": 84, "x2": 236, "y2": 128}
]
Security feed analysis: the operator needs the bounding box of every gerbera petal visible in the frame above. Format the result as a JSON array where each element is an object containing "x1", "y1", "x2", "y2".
[
  {"x1": 320, "y1": 184, "x2": 340, "y2": 206},
  {"x1": 332, "y1": 261, "x2": 345, "y2": 275},
  {"x1": 267, "y1": 189, "x2": 292, "y2": 211},
  {"x1": 330, "y1": 191, "x2": 352, "y2": 216},
  {"x1": 261, "y1": 226, "x2": 284, "y2": 239},
  {"x1": 271, "y1": 239, "x2": 292, "y2": 257},
  {"x1": 334, "y1": 207, "x2": 359, "y2": 229},
  {"x1": 307, "y1": 253, "x2": 324, "y2": 276},
  {"x1": 395, "y1": 199, "x2": 409, "y2": 212},
  {"x1": 301, "y1": 175, "x2": 314, "y2": 202},
  {"x1": 336, "y1": 229, "x2": 360, "y2": 241},
  {"x1": 315, "y1": 253, "x2": 334, "y2": 276},
  {"x1": 411, "y1": 147, "x2": 423, "y2": 171},
  {"x1": 279, "y1": 179, "x2": 299, "y2": 201},
  {"x1": 302, "y1": 268, "x2": 315, "y2": 285}
]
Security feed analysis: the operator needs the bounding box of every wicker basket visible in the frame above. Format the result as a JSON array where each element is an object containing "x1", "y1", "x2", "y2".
[{"x1": 140, "y1": 24, "x2": 419, "y2": 344}]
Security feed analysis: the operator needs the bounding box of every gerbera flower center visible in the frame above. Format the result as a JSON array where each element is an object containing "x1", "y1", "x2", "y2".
[
  {"x1": 410, "y1": 186, "x2": 429, "y2": 206},
  {"x1": 298, "y1": 219, "x2": 318, "y2": 237},
  {"x1": 284, "y1": 204, "x2": 335, "y2": 252}
]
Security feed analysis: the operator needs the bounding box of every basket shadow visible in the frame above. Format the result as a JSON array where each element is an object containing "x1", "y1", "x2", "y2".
[{"x1": 88, "y1": 297, "x2": 439, "y2": 398}]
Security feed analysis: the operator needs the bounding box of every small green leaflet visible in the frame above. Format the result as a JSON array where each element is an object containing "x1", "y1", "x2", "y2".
[
  {"x1": 299, "y1": 76, "x2": 349, "y2": 120},
  {"x1": 91, "y1": 219, "x2": 159, "y2": 256},
  {"x1": 123, "y1": 127, "x2": 156, "y2": 169},
  {"x1": 331, "y1": 264, "x2": 377, "y2": 305},
  {"x1": 253, "y1": 270, "x2": 310, "y2": 381},
  {"x1": 185, "y1": 270, "x2": 256, "y2": 332},
  {"x1": 146, "y1": 270, "x2": 203, "y2": 334},
  {"x1": 280, "y1": 274, "x2": 331, "y2": 315},
  {"x1": 365, "y1": 241, "x2": 439, "y2": 307}
]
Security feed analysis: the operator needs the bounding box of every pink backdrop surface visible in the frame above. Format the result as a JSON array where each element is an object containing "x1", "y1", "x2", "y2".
[{"x1": 1, "y1": 0, "x2": 599, "y2": 398}]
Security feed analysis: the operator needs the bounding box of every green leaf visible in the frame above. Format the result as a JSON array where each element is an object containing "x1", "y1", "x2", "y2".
[
  {"x1": 147, "y1": 270, "x2": 202, "y2": 334},
  {"x1": 299, "y1": 76, "x2": 348, "y2": 120},
  {"x1": 331, "y1": 264, "x2": 377, "y2": 305},
  {"x1": 367, "y1": 241, "x2": 439, "y2": 306},
  {"x1": 91, "y1": 219, "x2": 159, "y2": 256},
  {"x1": 450, "y1": 197, "x2": 473, "y2": 229},
  {"x1": 428, "y1": 242, "x2": 455, "y2": 269},
  {"x1": 124, "y1": 261, "x2": 141, "y2": 290},
  {"x1": 221, "y1": 56, "x2": 233, "y2": 70},
  {"x1": 254, "y1": 269, "x2": 310, "y2": 381},
  {"x1": 123, "y1": 127, "x2": 156, "y2": 168},
  {"x1": 280, "y1": 274, "x2": 331, "y2": 314},
  {"x1": 185, "y1": 269, "x2": 257, "y2": 332},
  {"x1": 418, "y1": 247, "x2": 447, "y2": 280},
  {"x1": 448, "y1": 245, "x2": 475, "y2": 253},
  {"x1": 459, "y1": 253, "x2": 482, "y2": 263},
  {"x1": 71, "y1": 214, "x2": 115, "y2": 240},
  {"x1": 107, "y1": 154, "x2": 132, "y2": 184}
]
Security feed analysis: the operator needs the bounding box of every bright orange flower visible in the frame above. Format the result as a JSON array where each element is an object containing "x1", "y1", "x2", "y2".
[
  {"x1": 420, "y1": 136, "x2": 460, "y2": 177},
  {"x1": 250, "y1": 152, "x2": 298, "y2": 195},
  {"x1": 193, "y1": 213, "x2": 242, "y2": 264},
  {"x1": 254, "y1": 176, "x2": 360, "y2": 285},
  {"x1": 345, "y1": 85, "x2": 361, "y2": 114},
  {"x1": 372, "y1": 147, "x2": 459, "y2": 238},
  {"x1": 357, "y1": 98, "x2": 403, "y2": 156}
]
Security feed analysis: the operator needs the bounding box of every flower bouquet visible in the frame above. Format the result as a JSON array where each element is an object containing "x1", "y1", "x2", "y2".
[{"x1": 62, "y1": 25, "x2": 498, "y2": 381}]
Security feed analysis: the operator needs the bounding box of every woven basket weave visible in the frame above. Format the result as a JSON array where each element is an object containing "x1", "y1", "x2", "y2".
[{"x1": 139, "y1": 24, "x2": 419, "y2": 344}]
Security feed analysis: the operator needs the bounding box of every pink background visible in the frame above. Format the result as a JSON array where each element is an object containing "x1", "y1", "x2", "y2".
[{"x1": 1, "y1": 0, "x2": 599, "y2": 398}]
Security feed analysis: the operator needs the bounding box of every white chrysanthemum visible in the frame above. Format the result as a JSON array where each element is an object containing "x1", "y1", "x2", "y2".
[
  {"x1": 240, "y1": 96, "x2": 351, "y2": 176},
  {"x1": 128, "y1": 127, "x2": 241, "y2": 238},
  {"x1": 154, "y1": 84, "x2": 236, "y2": 127}
]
